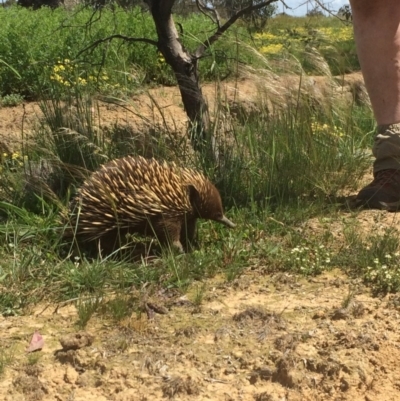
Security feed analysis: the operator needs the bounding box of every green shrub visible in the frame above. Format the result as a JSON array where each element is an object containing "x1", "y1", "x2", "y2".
[
  {"x1": 0, "y1": 7, "x2": 357, "y2": 99},
  {"x1": 0, "y1": 94, "x2": 24, "y2": 107}
]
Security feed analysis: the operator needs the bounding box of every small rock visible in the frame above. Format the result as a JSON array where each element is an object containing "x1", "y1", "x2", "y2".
[
  {"x1": 59, "y1": 331, "x2": 94, "y2": 351},
  {"x1": 76, "y1": 371, "x2": 91, "y2": 387},
  {"x1": 224, "y1": 366, "x2": 236, "y2": 375},
  {"x1": 254, "y1": 366, "x2": 274, "y2": 381},
  {"x1": 254, "y1": 393, "x2": 279, "y2": 401},
  {"x1": 232, "y1": 351, "x2": 243, "y2": 359},
  {"x1": 248, "y1": 372, "x2": 258, "y2": 385},
  {"x1": 113, "y1": 388, "x2": 142, "y2": 401},
  {"x1": 13, "y1": 374, "x2": 48, "y2": 397},
  {"x1": 95, "y1": 360, "x2": 107, "y2": 374},
  {"x1": 64, "y1": 366, "x2": 79, "y2": 384},
  {"x1": 109, "y1": 367, "x2": 129, "y2": 379},
  {"x1": 55, "y1": 348, "x2": 91, "y2": 369},
  {"x1": 331, "y1": 308, "x2": 349, "y2": 320},
  {"x1": 340, "y1": 377, "x2": 350, "y2": 391},
  {"x1": 312, "y1": 310, "x2": 326, "y2": 319},
  {"x1": 272, "y1": 358, "x2": 302, "y2": 388}
]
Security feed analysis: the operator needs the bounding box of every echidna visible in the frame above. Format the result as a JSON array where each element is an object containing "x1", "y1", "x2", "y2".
[{"x1": 66, "y1": 156, "x2": 235, "y2": 254}]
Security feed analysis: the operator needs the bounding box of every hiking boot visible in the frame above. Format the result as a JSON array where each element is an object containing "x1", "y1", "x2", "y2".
[{"x1": 355, "y1": 169, "x2": 400, "y2": 211}]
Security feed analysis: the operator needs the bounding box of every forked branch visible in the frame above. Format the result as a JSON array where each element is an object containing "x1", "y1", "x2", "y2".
[
  {"x1": 196, "y1": 0, "x2": 222, "y2": 28},
  {"x1": 76, "y1": 34, "x2": 158, "y2": 58},
  {"x1": 195, "y1": 0, "x2": 280, "y2": 58}
]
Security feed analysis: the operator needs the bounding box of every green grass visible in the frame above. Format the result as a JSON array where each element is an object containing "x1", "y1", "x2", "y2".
[
  {"x1": 0, "y1": 6, "x2": 357, "y2": 99},
  {"x1": 0, "y1": 52, "x2": 382, "y2": 318},
  {"x1": 0, "y1": 6, "x2": 396, "y2": 327},
  {"x1": 257, "y1": 14, "x2": 359, "y2": 75},
  {"x1": 0, "y1": 145, "x2": 380, "y2": 308}
]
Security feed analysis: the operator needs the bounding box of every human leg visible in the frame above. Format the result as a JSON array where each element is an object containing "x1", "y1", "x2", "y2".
[{"x1": 349, "y1": 0, "x2": 400, "y2": 208}]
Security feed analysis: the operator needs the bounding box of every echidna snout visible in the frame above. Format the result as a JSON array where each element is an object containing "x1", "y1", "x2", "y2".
[
  {"x1": 188, "y1": 183, "x2": 236, "y2": 229},
  {"x1": 217, "y1": 215, "x2": 236, "y2": 228}
]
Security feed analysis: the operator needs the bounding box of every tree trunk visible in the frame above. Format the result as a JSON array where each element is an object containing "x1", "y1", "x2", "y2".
[{"x1": 145, "y1": 0, "x2": 213, "y2": 157}]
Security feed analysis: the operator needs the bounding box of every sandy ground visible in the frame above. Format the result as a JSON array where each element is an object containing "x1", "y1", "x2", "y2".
[{"x1": 1, "y1": 260, "x2": 400, "y2": 401}]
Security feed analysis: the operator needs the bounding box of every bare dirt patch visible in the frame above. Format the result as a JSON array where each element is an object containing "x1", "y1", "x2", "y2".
[{"x1": 1, "y1": 267, "x2": 400, "y2": 401}]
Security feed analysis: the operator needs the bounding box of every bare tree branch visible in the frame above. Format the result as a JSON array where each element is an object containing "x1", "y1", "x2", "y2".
[
  {"x1": 196, "y1": 0, "x2": 222, "y2": 28},
  {"x1": 280, "y1": 0, "x2": 290, "y2": 9},
  {"x1": 195, "y1": 0, "x2": 279, "y2": 58},
  {"x1": 76, "y1": 34, "x2": 158, "y2": 58},
  {"x1": 313, "y1": 0, "x2": 349, "y2": 22}
]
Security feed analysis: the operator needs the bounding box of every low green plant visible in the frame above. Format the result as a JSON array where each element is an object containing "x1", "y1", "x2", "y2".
[
  {"x1": 0, "y1": 347, "x2": 13, "y2": 376},
  {"x1": 365, "y1": 254, "x2": 400, "y2": 294},
  {"x1": 76, "y1": 296, "x2": 102, "y2": 329},
  {"x1": 191, "y1": 283, "x2": 207, "y2": 311},
  {"x1": 341, "y1": 287, "x2": 356, "y2": 309},
  {"x1": 0, "y1": 94, "x2": 24, "y2": 107},
  {"x1": 26, "y1": 352, "x2": 42, "y2": 366},
  {"x1": 334, "y1": 226, "x2": 400, "y2": 294},
  {"x1": 106, "y1": 295, "x2": 133, "y2": 322},
  {"x1": 286, "y1": 243, "x2": 332, "y2": 276}
]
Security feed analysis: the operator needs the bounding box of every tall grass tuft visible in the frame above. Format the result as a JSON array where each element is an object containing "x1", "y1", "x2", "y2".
[
  {"x1": 202, "y1": 47, "x2": 373, "y2": 210},
  {"x1": 34, "y1": 91, "x2": 107, "y2": 195}
]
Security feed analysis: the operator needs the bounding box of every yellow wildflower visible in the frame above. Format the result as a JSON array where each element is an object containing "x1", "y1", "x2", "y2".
[
  {"x1": 260, "y1": 43, "x2": 284, "y2": 55},
  {"x1": 254, "y1": 32, "x2": 278, "y2": 41}
]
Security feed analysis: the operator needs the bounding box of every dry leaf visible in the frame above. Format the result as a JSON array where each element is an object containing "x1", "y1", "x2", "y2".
[{"x1": 26, "y1": 331, "x2": 44, "y2": 353}]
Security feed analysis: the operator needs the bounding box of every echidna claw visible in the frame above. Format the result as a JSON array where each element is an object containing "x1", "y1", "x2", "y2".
[
  {"x1": 379, "y1": 201, "x2": 400, "y2": 212},
  {"x1": 172, "y1": 240, "x2": 185, "y2": 254}
]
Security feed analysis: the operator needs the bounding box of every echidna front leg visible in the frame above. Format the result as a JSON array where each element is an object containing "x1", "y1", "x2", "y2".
[
  {"x1": 181, "y1": 217, "x2": 198, "y2": 251},
  {"x1": 172, "y1": 240, "x2": 185, "y2": 253},
  {"x1": 154, "y1": 217, "x2": 185, "y2": 253}
]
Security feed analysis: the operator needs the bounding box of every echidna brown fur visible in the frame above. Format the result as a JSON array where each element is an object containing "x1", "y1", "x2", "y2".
[{"x1": 67, "y1": 156, "x2": 235, "y2": 254}]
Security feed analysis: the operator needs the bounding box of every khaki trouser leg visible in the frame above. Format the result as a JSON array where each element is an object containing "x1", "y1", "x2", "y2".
[{"x1": 373, "y1": 123, "x2": 400, "y2": 173}]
